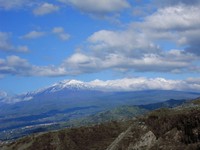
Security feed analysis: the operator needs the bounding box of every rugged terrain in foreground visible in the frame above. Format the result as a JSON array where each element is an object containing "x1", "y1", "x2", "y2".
[{"x1": 1, "y1": 98, "x2": 200, "y2": 150}]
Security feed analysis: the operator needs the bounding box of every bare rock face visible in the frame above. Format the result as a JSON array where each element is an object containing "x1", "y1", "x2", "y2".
[
  {"x1": 107, "y1": 121, "x2": 157, "y2": 150},
  {"x1": 128, "y1": 131, "x2": 157, "y2": 150},
  {"x1": 106, "y1": 125, "x2": 133, "y2": 150}
]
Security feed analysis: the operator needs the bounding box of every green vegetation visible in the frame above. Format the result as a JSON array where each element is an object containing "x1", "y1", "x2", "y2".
[
  {"x1": 1, "y1": 121, "x2": 133, "y2": 150},
  {"x1": 0, "y1": 99, "x2": 188, "y2": 141},
  {"x1": 2, "y1": 98, "x2": 200, "y2": 150}
]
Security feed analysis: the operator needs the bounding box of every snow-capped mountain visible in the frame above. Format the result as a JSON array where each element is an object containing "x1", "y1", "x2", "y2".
[
  {"x1": 0, "y1": 78, "x2": 135, "y2": 104},
  {"x1": 1, "y1": 77, "x2": 200, "y2": 104},
  {"x1": 1, "y1": 80, "x2": 94, "y2": 104},
  {"x1": 26, "y1": 79, "x2": 92, "y2": 96},
  {"x1": 0, "y1": 79, "x2": 199, "y2": 136}
]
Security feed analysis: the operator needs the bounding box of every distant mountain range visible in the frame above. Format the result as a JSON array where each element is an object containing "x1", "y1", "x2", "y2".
[
  {"x1": 0, "y1": 79, "x2": 200, "y2": 141},
  {"x1": 1, "y1": 79, "x2": 200, "y2": 104},
  {"x1": 0, "y1": 79, "x2": 199, "y2": 117}
]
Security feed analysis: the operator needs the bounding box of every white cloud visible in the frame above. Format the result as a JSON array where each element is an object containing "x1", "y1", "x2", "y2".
[
  {"x1": 16, "y1": 45, "x2": 30, "y2": 52},
  {"x1": 31, "y1": 65, "x2": 67, "y2": 76},
  {"x1": 0, "y1": 55, "x2": 31, "y2": 76},
  {"x1": 52, "y1": 27, "x2": 70, "y2": 41},
  {"x1": 154, "y1": 0, "x2": 200, "y2": 7},
  {"x1": 23, "y1": 77, "x2": 200, "y2": 92},
  {"x1": 0, "y1": 52, "x2": 199, "y2": 78},
  {"x1": 88, "y1": 78, "x2": 192, "y2": 91},
  {"x1": 58, "y1": 33, "x2": 70, "y2": 41},
  {"x1": 6, "y1": 55, "x2": 30, "y2": 67},
  {"x1": 61, "y1": 53, "x2": 101, "y2": 74},
  {"x1": 88, "y1": 29, "x2": 160, "y2": 57},
  {"x1": 126, "y1": 4, "x2": 200, "y2": 51},
  {"x1": 186, "y1": 78, "x2": 200, "y2": 84},
  {"x1": 67, "y1": 53, "x2": 91, "y2": 64},
  {"x1": 143, "y1": 5, "x2": 200, "y2": 31},
  {"x1": 138, "y1": 4, "x2": 200, "y2": 56},
  {"x1": 83, "y1": 77, "x2": 200, "y2": 92},
  {"x1": 52, "y1": 27, "x2": 64, "y2": 34},
  {"x1": 0, "y1": 32, "x2": 30, "y2": 52},
  {"x1": 60, "y1": 50, "x2": 197, "y2": 75},
  {"x1": 33, "y1": 3, "x2": 59, "y2": 16},
  {"x1": 0, "y1": 55, "x2": 67, "y2": 77},
  {"x1": 22, "y1": 30, "x2": 45, "y2": 39},
  {"x1": 1, "y1": 1, "x2": 200, "y2": 77},
  {"x1": 58, "y1": 0, "x2": 130, "y2": 15},
  {"x1": 79, "y1": 27, "x2": 198, "y2": 74},
  {"x1": 22, "y1": 28, "x2": 70, "y2": 41},
  {"x1": 65, "y1": 4, "x2": 200, "y2": 75},
  {"x1": 0, "y1": 0, "x2": 33, "y2": 10},
  {"x1": 0, "y1": 32, "x2": 14, "y2": 51},
  {"x1": 0, "y1": 90, "x2": 7, "y2": 99}
]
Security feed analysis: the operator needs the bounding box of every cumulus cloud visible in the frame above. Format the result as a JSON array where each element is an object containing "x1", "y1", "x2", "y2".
[
  {"x1": 88, "y1": 77, "x2": 200, "y2": 92},
  {"x1": 58, "y1": 0, "x2": 130, "y2": 15},
  {"x1": 88, "y1": 29, "x2": 160, "y2": 57},
  {"x1": 0, "y1": 55, "x2": 67, "y2": 77},
  {"x1": 138, "y1": 4, "x2": 200, "y2": 56},
  {"x1": 154, "y1": 0, "x2": 200, "y2": 7},
  {"x1": 0, "y1": 55, "x2": 32, "y2": 75},
  {"x1": 21, "y1": 77, "x2": 200, "y2": 92},
  {"x1": 61, "y1": 51, "x2": 196, "y2": 74},
  {"x1": 0, "y1": 32, "x2": 30, "y2": 52},
  {"x1": 22, "y1": 28, "x2": 70, "y2": 41},
  {"x1": 22, "y1": 30, "x2": 45, "y2": 39},
  {"x1": 0, "y1": 90, "x2": 7, "y2": 99},
  {"x1": 59, "y1": 3, "x2": 200, "y2": 75},
  {"x1": 33, "y1": 3, "x2": 59, "y2": 16},
  {"x1": 52, "y1": 27, "x2": 70, "y2": 41},
  {"x1": 1, "y1": 1, "x2": 200, "y2": 77},
  {"x1": 0, "y1": 32, "x2": 13, "y2": 51},
  {"x1": 16, "y1": 46, "x2": 30, "y2": 52},
  {"x1": 61, "y1": 53, "x2": 101, "y2": 74},
  {"x1": 0, "y1": 0, "x2": 34, "y2": 10},
  {"x1": 0, "y1": 51, "x2": 198, "y2": 78},
  {"x1": 143, "y1": 5, "x2": 200, "y2": 31}
]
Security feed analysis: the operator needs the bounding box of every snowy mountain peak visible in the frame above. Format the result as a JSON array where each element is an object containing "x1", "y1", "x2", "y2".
[
  {"x1": 2, "y1": 77, "x2": 200, "y2": 104},
  {"x1": 48, "y1": 79, "x2": 91, "y2": 93},
  {"x1": 63, "y1": 79, "x2": 83, "y2": 85}
]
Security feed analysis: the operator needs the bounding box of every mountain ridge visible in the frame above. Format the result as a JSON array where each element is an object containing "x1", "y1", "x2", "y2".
[
  {"x1": 2, "y1": 78, "x2": 200, "y2": 104},
  {"x1": 2, "y1": 98, "x2": 200, "y2": 150},
  {"x1": 0, "y1": 98, "x2": 192, "y2": 142}
]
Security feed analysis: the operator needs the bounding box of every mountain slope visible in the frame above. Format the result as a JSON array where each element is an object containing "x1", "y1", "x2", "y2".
[
  {"x1": 0, "y1": 99, "x2": 187, "y2": 141},
  {"x1": 66, "y1": 99, "x2": 187, "y2": 127},
  {"x1": 2, "y1": 98, "x2": 200, "y2": 150},
  {"x1": 0, "y1": 79, "x2": 199, "y2": 143},
  {"x1": 107, "y1": 98, "x2": 200, "y2": 150},
  {"x1": 0, "y1": 121, "x2": 133, "y2": 150}
]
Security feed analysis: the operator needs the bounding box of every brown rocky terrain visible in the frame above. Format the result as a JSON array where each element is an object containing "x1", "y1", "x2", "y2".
[{"x1": 1, "y1": 98, "x2": 200, "y2": 150}]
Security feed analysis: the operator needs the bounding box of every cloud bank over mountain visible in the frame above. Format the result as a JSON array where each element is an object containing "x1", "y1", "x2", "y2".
[{"x1": 0, "y1": 0, "x2": 200, "y2": 93}]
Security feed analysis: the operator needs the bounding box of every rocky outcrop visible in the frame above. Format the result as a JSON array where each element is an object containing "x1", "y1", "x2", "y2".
[
  {"x1": 128, "y1": 131, "x2": 156, "y2": 150},
  {"x1": 106, "y1": 125, "x2": 133, "y2": 150},
  {"x1": 107, "y1": 121, "x2": 157, "y2": 150}
]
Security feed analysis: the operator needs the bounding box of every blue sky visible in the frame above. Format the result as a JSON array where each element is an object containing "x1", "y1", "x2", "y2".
[{"x1": 0, "y1": 0, "x2": 200, "y2": 94}]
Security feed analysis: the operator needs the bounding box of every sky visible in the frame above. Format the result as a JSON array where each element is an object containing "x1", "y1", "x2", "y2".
[{"x1": 0, "y1": 0, "x2": 200, "y2": 95}]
